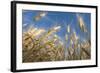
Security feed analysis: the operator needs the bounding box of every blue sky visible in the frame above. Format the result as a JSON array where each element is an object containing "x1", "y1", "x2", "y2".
[{"x1": 22, "y1": 10, "x2": 91, "y2": 44}]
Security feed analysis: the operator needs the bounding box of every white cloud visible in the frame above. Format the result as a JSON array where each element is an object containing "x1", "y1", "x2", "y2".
[{"x1": 23, "y1": 23, "x2": 28, "y2": 27}]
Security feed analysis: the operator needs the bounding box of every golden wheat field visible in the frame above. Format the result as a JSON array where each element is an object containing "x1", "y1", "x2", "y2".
[{"x1": 22, "y1": 11, "x2": 91, "y2": 63}]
